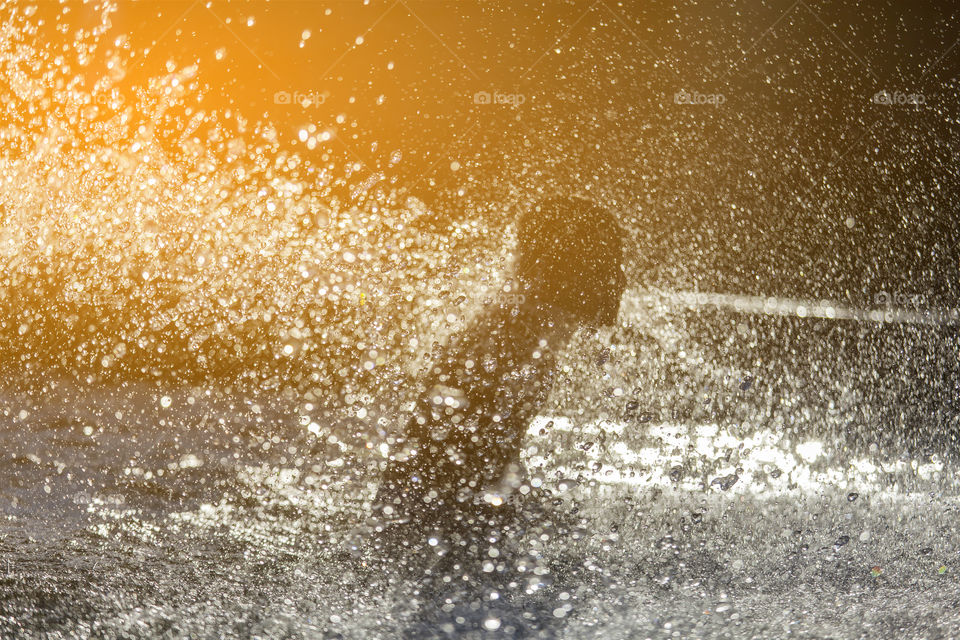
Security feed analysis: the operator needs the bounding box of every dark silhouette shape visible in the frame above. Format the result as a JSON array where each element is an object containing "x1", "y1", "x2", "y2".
[{"x1": 373, "y1": 197, "x2": 627, "y2": 530}]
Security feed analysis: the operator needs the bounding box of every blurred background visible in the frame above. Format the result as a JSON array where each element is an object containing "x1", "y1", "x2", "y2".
[
  {"x1": 3, "y1": 0, "x2": 958, "y2": 448},
  {"x1": 17, "y1": 0, "x2": 960, "y2": 290}
]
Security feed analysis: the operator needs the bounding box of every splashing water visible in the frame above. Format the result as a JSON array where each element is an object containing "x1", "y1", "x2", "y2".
[
  {"x1": 1, "y1": 2, "x2": 960, "y2": 639},
  {"x1": 0, "y1": 2, "x2": 511, "y2": 401}
]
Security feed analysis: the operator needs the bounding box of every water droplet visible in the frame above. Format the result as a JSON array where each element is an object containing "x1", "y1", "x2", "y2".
[{"x1": 710, "y1": 474, "x2": 738, "y2": 491}]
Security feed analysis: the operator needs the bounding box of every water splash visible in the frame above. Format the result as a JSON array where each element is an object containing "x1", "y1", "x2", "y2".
[{"x1": 0, "y1": 1, "x2": 507, "y2": 403}]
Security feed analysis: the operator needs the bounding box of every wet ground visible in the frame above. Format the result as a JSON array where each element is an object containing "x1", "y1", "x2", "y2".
[{"x1": 1, "y1": 307, "x2": 958, "y2": 639}]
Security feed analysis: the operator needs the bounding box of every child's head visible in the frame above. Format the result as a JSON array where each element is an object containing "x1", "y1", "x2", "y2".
[{"x1": 514, "y1": 197, "x2": 627, "y2": 327}]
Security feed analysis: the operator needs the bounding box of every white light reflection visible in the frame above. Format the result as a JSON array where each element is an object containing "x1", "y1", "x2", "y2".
[{"x1": 526, "y1": 416, "x2": 947, "y2": 497}]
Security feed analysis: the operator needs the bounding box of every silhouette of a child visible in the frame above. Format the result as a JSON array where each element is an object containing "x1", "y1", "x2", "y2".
[{"x1": 375, "y1": 197, "x2": 626, "y2": 526}]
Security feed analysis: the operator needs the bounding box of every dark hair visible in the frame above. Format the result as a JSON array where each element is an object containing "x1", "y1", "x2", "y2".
[{"x1": 515, "y1": 197, "x2": 627, "y2": 326}]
